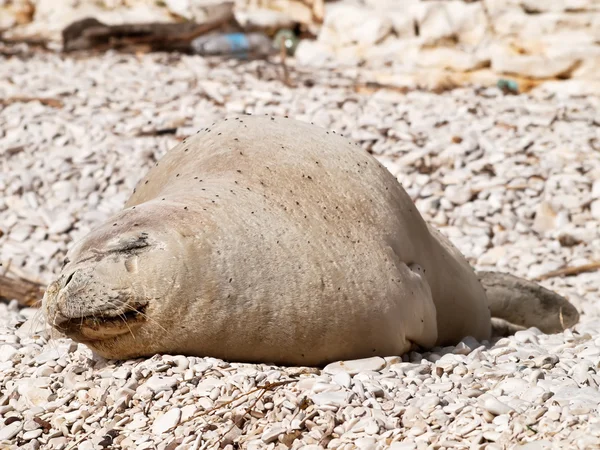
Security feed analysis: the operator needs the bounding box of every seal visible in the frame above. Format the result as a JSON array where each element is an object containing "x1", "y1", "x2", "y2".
[{"x1": 43, "y1": 116, "x2": 579, "y2": 366}]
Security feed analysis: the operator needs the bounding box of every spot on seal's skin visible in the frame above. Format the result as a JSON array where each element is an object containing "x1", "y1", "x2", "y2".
[{"x1": 43, "y1": 115, "x2": 580, "y2": 367}]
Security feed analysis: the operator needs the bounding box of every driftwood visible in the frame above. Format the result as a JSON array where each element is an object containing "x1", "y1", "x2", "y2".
[
  {"x1": 62, "y1": 2, "x2": 237, "y2": 53},
  {"x1": 534, "y1": 261, "x2": 600, "y2": 281},
  {"x1": 0, "y1": 274, "x2": 45, "y2": 307}
]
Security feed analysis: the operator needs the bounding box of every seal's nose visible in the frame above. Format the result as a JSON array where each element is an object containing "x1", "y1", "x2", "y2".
[
  {"x1": 43, "y1": 279, "x2": 72, "y2": 330},
  {"x1": 63, "y1": 271, "x2": 76, "y2": 288}
]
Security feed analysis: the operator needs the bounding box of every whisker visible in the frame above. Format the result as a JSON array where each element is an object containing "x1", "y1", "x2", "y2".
[
  {"x1": 101, "y1": 298, "x2": 166, "y2": 334},
  {"x1": 44, "y1": 305, "x2": 61, "y2": 351},
  {"x1": 31, "y1": 301, "x2": 45, "y2": 332},
  {"x1": 26, "y1": 299, "x2": 57, "y2": 352},
  {"x1": 119, "y1": 313, "x2": 136, "y2": 340},
  {"x1": 52, "y1": 306, "x2": 60, "y2": 329},
  {"x1": 119, "y1": 302, "x2": 168, "y2": 334}
]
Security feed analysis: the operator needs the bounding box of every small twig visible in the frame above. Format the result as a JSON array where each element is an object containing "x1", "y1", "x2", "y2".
[
  {"x1": 0, "y1": 97, "x2": 64, "y2": 108},
  {"x1": 354, "y1": 81, "x2": 410, "y2": 95},
  {"x1": 279, "y1": 39, "x2": 292, "y2": 88},
  {"x1": 215, "y1": 382, "x2": 271, "y2": 447},
  {"x1": 534, "y1": 262, "x2": 600, "y2": 281},
  {"x1": 65, "y1": 427, "x2": 96, "y2": 450},
  {"x1": 162, "y1": 379, "x2": 299, "y2": 449},
  {"x1": 0, "y1": 34, "x2": 50, "y2": 48},
  {"x1": 181, "y1": 379, "x2": 297, "y2": 428}
]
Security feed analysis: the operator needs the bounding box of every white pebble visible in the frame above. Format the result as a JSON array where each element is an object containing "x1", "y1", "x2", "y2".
[
  {"x1": 261, "y1": 425, "x2": 285, "y2": 444},
  {"x1": 152, "y1": 408, "x2": 181, "y2": 435},
  {"x1": 0, "y1": 421, "x2": 22, "y2": 441},
  {"x1": 0, "y1": 345, "x2": 17, "y2": 363},
  {"x1": 323, "y1": 356, "x2": 386, "y2": 375},
  {"x1": 482, "y1": 395, "x2": 514, "y2": 416}
]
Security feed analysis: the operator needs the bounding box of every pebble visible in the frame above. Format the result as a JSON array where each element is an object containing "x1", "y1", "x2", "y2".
[
  {"x1": 311, "y1": 391, "x2": 350, "y2": 406},
  {"x1": 428, "y1": 382, "x2": 453, "y2": 393},
  {"x1": 173, "y1": 355, "x2": 190, "y2": 370},
  {"x1": 482, "y1": 395, "x2": 514, "y2": 416},
  {"x1": 454, "y1": 336, "x2": 481, "y2": 354},
  {"x1": 18, "y1": 385, "x2": 52, "y2": 407},
  {"x1": 152, "y1": 407, "x2": 181, "y2": 435},
  {"x1": 48, "y1": 216, "x2": 73, "y2": 234},
  {"x1": 355, "y1": 437, "x2": 377, "y2": 450},
  {"x1": 143, "y1": 375, "x2": 179, "y2": 393},
  {"x1": 591, "y1": 200, "x2": 600, "y2": 220},
  {"x1": 497, "y1": 378, "x2": 529, "y2": 396},
  {"x1": 261, "y1": 425, "x2": 286, "y2": 444},
  {"x1": 48, "y1": 437, "x2": 68, "y2": 448},
  {"x1": 389, "y1": 443, "x2": 417, "y2": 450},
  {"x1": 34, "y1": 348, "x2": 62, "y2": 364},
  {"x1": 23, "y1": 420, "x2": 40, "y2": 431},
  {"x1": 332, "y1": 371, "x2": 352, "y2": 389},
  {"x1": 0, "y1": 421, "x2": 23, "y2": 441},
  {"x1": 517, "y1": 441, "x2": 553, "y2": 450},
  {"x1": 112, "y1": 367, "x2": 131, "y2": 379},
  {"x1": 22, "y1": 429, "x2": 43, "y2": 440},
  {"x1": 0, "y1": 344, "x2": 17, "y2": 362},
  {"x1": 323, "y1": 357, "x2": 386, "y2": 375},
  {"x1": 180, "y1": 404, "x2": 197, "y2": 421}
]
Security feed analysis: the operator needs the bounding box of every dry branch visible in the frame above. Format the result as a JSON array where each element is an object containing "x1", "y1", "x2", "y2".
[
  {"x1": 0, "y1": 97, "x2": 64, "y2": 108},
  {"x1": 534, "y1": 262, "x2": 600, "y2": 281},
  {"x1": 0, "y1": 274, "x2": 45, "y2": 307}
]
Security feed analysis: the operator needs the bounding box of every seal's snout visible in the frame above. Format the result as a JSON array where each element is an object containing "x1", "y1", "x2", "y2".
[
  {"x1": 44, "y1": 262, "x2": 149, "y2": 343},
  {"x1": 48, "y1": 301, "x2": 81, "y2": 334},
  {"x1": 44, "y1": 275, "x2": 82, "y2": 333},
  {"x1": 42, "y1": 217, "x2": 173, "y2": 352}
]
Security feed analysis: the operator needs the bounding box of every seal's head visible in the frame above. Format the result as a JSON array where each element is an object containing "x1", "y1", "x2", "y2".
[{"x1": 43, "y1": 200, "x2": 200, "y2": 359}]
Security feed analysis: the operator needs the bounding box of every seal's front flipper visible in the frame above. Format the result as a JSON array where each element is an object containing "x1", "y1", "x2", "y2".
[
  {"x1": 490, "y1": 317, "x2": 526, "y2": 338},
  {"x1": 476, "y1": 271, "x2": 580, "y2": 334}
]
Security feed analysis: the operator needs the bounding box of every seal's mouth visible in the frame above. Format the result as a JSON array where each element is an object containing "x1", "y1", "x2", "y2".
[{"x1": 54, "y1": 304, "x2": 148, "y2": 342}]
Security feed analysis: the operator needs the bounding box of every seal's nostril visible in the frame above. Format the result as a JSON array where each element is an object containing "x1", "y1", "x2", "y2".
[{"x1": 64, "y1": 272, "x2": 75, "y2": 287}]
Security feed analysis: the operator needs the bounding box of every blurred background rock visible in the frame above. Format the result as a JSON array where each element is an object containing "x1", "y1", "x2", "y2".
[{"x1": 2, "y1": 0, "x2": 600, "y2": 94}]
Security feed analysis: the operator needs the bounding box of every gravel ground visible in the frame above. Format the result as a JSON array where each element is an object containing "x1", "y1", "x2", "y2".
[{"x1": 1, "y1": 49, "x2": 600, "y2": 450}]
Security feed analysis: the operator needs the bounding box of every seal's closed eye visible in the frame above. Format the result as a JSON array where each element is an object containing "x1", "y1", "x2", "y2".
[
  {"x1": 79, "y1": 233, "x2": 154, "y2": 265},
  {"x1": 106, "y1": 233, "x2": 152, "y2": 255}
]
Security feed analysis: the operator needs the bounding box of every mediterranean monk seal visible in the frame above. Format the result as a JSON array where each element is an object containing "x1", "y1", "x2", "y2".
[{"x1": 43, "y1": 116, "x2": 579, "y2": 366}]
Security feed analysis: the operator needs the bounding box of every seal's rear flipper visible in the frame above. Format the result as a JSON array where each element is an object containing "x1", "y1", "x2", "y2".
[{"x1": 476, "y1": 271, "x2": 580, "y2": 334}]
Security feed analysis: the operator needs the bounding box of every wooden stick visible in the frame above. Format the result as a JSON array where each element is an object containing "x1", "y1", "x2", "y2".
[
  {"x1": 0, "y1": 274, "x2": 45, "y2": 307},
  {"x1": 534, "y1": 261, "x2": 600, "y2": 281},
  {"x1": 0, "y1": 97, "x2": 64, "y2": 108}
]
